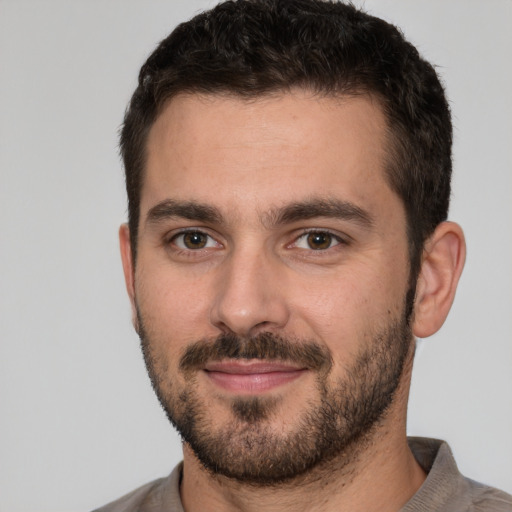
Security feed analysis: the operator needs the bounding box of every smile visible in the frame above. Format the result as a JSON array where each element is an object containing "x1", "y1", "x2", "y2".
[{"x1": 203, "y1": 361, "x2": 308, "y2": 394}]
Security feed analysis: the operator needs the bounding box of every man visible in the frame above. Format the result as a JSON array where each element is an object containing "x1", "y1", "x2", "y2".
[{"x1": 96, "y1": 1, "x2": 512, "y2": 510}]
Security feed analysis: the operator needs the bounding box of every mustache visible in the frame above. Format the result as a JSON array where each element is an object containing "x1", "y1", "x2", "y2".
[{"x1": 179, "y1": 332, "x2": 333, "y2": 373}]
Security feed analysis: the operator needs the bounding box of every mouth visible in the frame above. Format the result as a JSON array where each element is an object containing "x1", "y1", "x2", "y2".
[{"x1": 203, "y1": 360, "x2": 308, "y2": 394}]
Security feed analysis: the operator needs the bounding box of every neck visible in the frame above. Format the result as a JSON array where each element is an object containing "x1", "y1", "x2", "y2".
[{"x1": 180, "y1": 357, "x2": 425, "y2": 512}]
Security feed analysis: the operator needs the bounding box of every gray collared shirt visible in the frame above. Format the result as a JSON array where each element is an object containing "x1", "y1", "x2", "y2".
[{"x1": 93, "y1": 438, "x2": 512, "y2": 511}]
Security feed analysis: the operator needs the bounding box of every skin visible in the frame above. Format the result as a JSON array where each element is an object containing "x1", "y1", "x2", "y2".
[{"x1": 120, "y1": 90, "x2": 466, "y2": 512}]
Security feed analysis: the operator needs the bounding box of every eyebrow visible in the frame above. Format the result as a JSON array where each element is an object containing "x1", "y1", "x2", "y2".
[
  {"x1": 267, "y1": 198, "x2": 374, "y2": 229},
  {"x1": 145, "y1": 199, "x2": 224, "y2": 226},
  {"x1": 145, "y1": 197, "x2": 373, "y2": 230}
]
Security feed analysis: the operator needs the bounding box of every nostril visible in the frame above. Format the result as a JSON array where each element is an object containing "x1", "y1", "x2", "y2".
[{"x1": 253, "y1": 320, "x2": 272, "y2": 330}]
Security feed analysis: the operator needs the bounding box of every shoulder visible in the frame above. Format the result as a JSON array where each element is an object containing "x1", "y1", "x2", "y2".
[
  {"x1": 92, "y1": 478, "x2": 166, "y2": 512},
  {"x1": 405, "y1": 438, "x2": 512, "y2": 512},
  {"x1": 465, "y1": 478, "x2": 512, "y2": 512},
  {"x1": 91, "y1": 463, "x2": 184, "y2": 512}
]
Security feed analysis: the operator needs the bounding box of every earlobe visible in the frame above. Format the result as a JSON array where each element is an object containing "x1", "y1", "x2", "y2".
[
  {"x1": 119, "y1": 224, "x2": 139, "y2": 331},
  {"x1": 412, "y1": 221, "x2": 466, "y2": 338}
]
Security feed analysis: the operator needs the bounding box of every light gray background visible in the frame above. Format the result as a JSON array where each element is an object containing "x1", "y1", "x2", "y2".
[{"x1": 1, "y1": 1, "x2": 511, "y2": 510}]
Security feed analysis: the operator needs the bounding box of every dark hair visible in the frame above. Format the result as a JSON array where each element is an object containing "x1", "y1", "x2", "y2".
[{"x1": 120, "y1": 0, "x2": 452, "y2": 283}]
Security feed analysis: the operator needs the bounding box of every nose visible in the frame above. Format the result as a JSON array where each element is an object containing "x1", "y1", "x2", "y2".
[{"x1": 209, "y1": 247, "x2": 290, "y2": 338}]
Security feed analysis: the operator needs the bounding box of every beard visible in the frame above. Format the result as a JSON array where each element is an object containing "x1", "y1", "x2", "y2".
[{"x1": 137, "y1": 308, "x2": 413, "y2": 485}]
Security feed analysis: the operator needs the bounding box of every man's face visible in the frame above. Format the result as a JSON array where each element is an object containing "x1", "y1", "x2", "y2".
[{"x1": 125, "y1": 91, "x2": 413, "y2": 483}]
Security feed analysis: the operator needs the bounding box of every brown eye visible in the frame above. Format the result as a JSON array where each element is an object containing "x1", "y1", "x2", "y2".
[
  {"x1": 174, "y1": 231, "x2": 214, "y2": 250},
  {"x1": 306, "y1": 232, "x2": 333, "y2": 250},
  {"x1": 294, "y1": 231, "x2": 341, "y2": 251},
  {"x1": 184, "y1": 232, "x2": 207, "y2": 249}
]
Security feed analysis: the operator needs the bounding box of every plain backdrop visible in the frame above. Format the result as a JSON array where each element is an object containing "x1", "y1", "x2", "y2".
[{"x1": 0, "y1": 1, "x2": 511, "y2": 510}]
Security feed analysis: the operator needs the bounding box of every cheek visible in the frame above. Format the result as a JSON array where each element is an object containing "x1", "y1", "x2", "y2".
[
  {"x1": 293, "y1": 262, "x2": 408, "y2": 350},
  {"x1": 135, "y1": 264, "x2": 215, "y2": 355},
  {"x1": 296, "y1": 278, "x2": 372, "y2": 341}
]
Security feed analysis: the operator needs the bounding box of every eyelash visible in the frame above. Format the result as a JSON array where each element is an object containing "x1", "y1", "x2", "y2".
[
  {"x1": 167, "y1": 229, "x2": 220, "y2": 252},
  {"x1": 292, "y1": 229, "x2": 347, "y2": 251},
  {"x1": 166, "y1": 228, "x2": 347, "y2": 255}
]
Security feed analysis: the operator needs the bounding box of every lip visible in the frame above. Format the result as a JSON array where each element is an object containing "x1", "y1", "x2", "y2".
[{"x1": 203, "y1": 360, "x2": 307, "y2": 394}]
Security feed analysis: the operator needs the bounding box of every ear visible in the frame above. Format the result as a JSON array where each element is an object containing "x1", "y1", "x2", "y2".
[
  {"x1": 412, "y1": 221, "x2": 466, "y2": 338},
  {"x1": 119, "y1": 223, "x2": 139, "y2": 331}
]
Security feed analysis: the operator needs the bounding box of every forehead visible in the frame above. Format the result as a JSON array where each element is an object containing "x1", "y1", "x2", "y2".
[{"x1": 142, "y1": 91, "x2": 398, "y2": 221}]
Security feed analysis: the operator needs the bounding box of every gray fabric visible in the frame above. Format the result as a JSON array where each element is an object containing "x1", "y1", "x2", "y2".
[
  {"x1": 404, "y1": 438, "x2": 512, "y2": 512},
  {"x1": 92, "y1": 438, "x2": 512, "y2": 511},
  {"x1": 92, "y1": 464, "x2": 183, "y2": 512}
]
